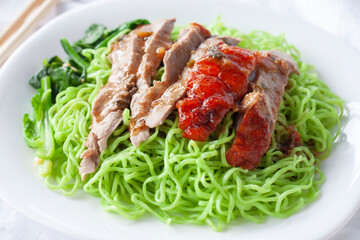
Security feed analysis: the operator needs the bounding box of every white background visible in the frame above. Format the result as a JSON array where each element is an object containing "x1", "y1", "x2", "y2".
[{"x1": 0, "y1": 0, "x2": 359, "y2": 239}]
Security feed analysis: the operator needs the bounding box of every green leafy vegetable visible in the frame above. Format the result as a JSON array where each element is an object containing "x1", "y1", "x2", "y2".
[
  {"x1": 71, "y1": 19, "x2": 150, "y2": 56},
  {"x1": 23, "y1": 100, "x2": 42, "y2": 148},
  {"x1": 28, "y1": 56, "x2": 83, "y2": 100},
  {"x1": 24, "y1": 18, "x2": 150, "y2": 172},
  {"x1": 23, "y1": 76, "x2": 55, "y2": 159},
  {"x1": 50, "y1": 65, "x2": 84, "y2": 97},
  {"x1": 29, "y1": 56, "x2": 62, "y2": 89},
  {"x1": 80, "y1": 24, "x2": 107, "y2": 46},
  {"x1": 60, "y1": 38, "x2": 90, "y2": 70},
  {"x1": 28, "y1": 19, "x2": 150, "y2": 101}
]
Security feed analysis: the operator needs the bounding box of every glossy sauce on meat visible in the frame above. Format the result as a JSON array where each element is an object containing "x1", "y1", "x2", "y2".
[
  {"x1": 145, "y1": 36, "x2": 240, "y2": 129},
  {"x1": 176, "y1": 45, "x2": 257, "y2": 141},
  {"x1": 226, "y1": 50, "x2": 299, "y2": 169},
  {"x1": 129, "y1": 22, "x2": 210, "y2": 147}
]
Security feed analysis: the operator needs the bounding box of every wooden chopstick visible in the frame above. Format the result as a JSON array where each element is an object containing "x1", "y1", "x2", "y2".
[
  {"x1": 0, "y1": 0, "x2": 44, "y2": 46},
  {"x1": 0, "y1": 0, "x2": 60, "y2": 66}
]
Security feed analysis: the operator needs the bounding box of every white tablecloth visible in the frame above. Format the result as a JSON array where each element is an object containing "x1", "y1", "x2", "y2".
[{"x1": 0, "y1": 0, "x2": 359, "y2": 239}]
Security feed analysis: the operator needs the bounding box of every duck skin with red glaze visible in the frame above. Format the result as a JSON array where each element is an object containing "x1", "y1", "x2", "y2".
[
  {"x1": 226, "y1": 50, "x2": 299, "y2": 169},
  {"x1": 145, "y1": 36, "x2": 241, "y2": 129},
  {"x1": 176, "y1": 45, "x2": 257, "y2": 141}
]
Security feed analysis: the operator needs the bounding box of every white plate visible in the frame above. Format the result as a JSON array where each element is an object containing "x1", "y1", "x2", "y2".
[{"x1": 0, "y1": 0, "x2": 360, "y2": 239}]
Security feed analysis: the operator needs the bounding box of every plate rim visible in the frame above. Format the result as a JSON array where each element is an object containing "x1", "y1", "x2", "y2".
[{"x1": 0, "y1": 0, "x2": 360, "y2": 239}]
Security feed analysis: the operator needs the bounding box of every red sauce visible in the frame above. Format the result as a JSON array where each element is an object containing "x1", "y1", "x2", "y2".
[{"x1": 176, "y1": 45, "x2": 257, "y2": 141}]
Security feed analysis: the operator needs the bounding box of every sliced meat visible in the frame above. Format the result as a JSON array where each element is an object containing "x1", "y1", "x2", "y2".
[
  {"x1": 129, "y1": 18, "x2": 175, "y2": 147},
  {"x1": 176, "y1": 45, "x2": 257, "y2": 141},
  {"x1": 161, "y1": 23, "x2": 211, "y2": 88},
  {"x1": 226, "y1": 50, "x2": 299, "y2": 169},
  {"x1": 79, "y1": 24, "x2": 152, "y2": 180},
  {"x1": 128, "y1": 23, "x2": 211, "y2": 147},
  {"x1": 145, "y1": 35, "x2": 241, "y2": 129}
]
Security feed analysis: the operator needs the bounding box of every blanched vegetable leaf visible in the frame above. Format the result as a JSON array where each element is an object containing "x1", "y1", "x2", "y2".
[
  {"x1": 76, "y1": 24, "x2": 107, "y2": 48},
  {"x1": 23, "y1": 113, "x2": 42, "y2": 148},
  {"x1": 60, "y1": 38, "x2": 90, "y2": 70},
  {"x1": 72, "y1": 24, "x2": 107, "y2": 54},
  {"x1": 28, "y1": 56, "x2": 83, "y2": 101},
  {"x1": 37, "y1": 76, "x2": 55, "y2": 159},
  {"x1": 23, "y1": 88, "x2": 43, "y2": 147},
  {"x1": 28, "y1": 18, "x2": 150, "y2": 101},
  {"x1": 23, "y1": 76, "x2": 55, "y2": 159},
  {"x1": 50, "y1": 66, "x2": 83, "y2": 96},
  {"x1": 29, "y1": 56, "x2": 62, "y2": 89},
  {"x1": 23, "y1": 18, "x2": 150, "y2": 172},
  {"x1": 73, "y1": 19, "x2": 149, "y2": 55}
]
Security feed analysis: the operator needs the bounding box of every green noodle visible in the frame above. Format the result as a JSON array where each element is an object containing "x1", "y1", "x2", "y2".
[{"x1": 36, "y1": 19, "x2": 343, "y2": 231}]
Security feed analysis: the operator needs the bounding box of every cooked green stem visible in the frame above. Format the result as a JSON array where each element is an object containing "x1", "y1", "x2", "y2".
[{"x1": 60, "y1": 38, "x2": 90, "y2": 69}]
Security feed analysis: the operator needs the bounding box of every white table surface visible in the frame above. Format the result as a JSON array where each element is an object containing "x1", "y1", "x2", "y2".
[{"x1": 0, "y1": 0, "x2": 359, "y2": 239}]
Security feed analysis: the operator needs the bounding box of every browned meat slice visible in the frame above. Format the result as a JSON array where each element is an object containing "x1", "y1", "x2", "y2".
[
  {"x1": 226, "y1": 50, "x2": 299, "y2": 169},
  {"x1": 129, "y1": 19, "x2": 175, "y2": 147},
  {"x1": 176, "y1": 46, "x2": 257, "y2": 142},
  {"x1": 161, "y1": 23, "x2": 211, "y2": 88},
  {"x1": 129, "y1": 22, "x2": 211, "y2": 147},
  {"x1": 79, "y1": 24, "x2": 152, "y2": 180},
  {"x1": 145, "y1": 35, "x2": 241, "y2": 129}
]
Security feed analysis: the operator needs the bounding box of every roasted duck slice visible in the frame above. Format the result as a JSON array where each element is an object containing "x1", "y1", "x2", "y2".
[
  {"x1": 226, "y1": 50, "x2": 299, "y2": 169},
  {"x1": 145, "y1": 36, "x2": 241, "y2": 129}
]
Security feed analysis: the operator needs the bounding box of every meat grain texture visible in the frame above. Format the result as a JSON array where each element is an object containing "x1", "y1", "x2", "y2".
[
  {"x1": 174, "y1": 45, "x2": 298, "y2": 170},
  {"x1": 226, "y1": 50, "x2": 299, "y2": 169},
  {"x1": 80, "y1": 19, "x2": 299, "y2": 179},
  {"x1": 80, "y1": 19, "x2": 177, "y2": 180},
  {"x1": 129, "y1": 19, "x2": 175, "y2": 147},
  {"x1": 145, "y1": 35, "x2": 241, "y2": 129},
  {"x1": 129, "y1": 21, "x2": 211, "y2": 147},
  {"x1": 79, "y1": 24, "x2": 152, "y2": 180}
]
